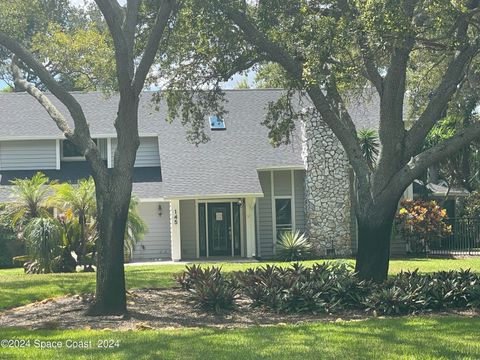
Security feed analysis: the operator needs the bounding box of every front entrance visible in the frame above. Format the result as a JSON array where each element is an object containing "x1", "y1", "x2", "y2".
[
  {"x1": 207, "y1": 203, "x2": 231, "y2": 256},
  {"x1": 198, "y1": 201, "x2": 242, "y2": 257}
]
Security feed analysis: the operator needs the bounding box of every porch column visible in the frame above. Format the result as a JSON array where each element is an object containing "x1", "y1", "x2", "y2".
[
  {"x1": 170, "y1": 199, "x2": 181, "y2": 261},
  {"x1": 245, "y1": 197, "x2": 256, "y2": 258}
]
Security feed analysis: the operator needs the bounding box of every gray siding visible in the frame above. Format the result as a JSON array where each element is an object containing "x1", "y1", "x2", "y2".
[
  {"x1": 294, "y1": 170, "x2": 306, "y2": 233},
  {"x1": 257, "y1": 171, "x2": 274, "y2": 257},
  {"x1": 132, "y1": 201, "x2": 171, "y2": 261},
  {"x1": 180, "y1": 199, "x2": 197, "y2": 259},
  {"x1": 273, "y1": 170, "x2": 291, "y2": 196},
  {"x1": 256, "y1": 169, "x2": 306, "y2": 258},
  {"x1": 97, "y1": 138, "x2": 108, "y2": 160},
  {"x1": 111, "y1": 136, "x2": 160, "y2": 167},
  {"x1": 0, "y1": 140, "x2": 57, "y2": 170}
]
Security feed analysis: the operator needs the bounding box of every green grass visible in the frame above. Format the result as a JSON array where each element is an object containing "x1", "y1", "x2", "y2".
[
  {"x1": 0, "y1": 316, "x2": 479, "y2": 359},
  {"x1": 0, "y1": 258, "x2": 480, "y2": 310}
]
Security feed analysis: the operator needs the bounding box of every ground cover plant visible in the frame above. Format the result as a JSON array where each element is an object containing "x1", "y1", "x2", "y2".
[
  {"x1": 177, "y1": 262, "x2": 480, "y2": 315},
  {"x1": 1, "y1": 258, "x2": 480, "y2": 310}
]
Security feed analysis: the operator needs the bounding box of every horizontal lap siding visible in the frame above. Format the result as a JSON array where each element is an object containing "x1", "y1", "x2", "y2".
[
  {"x1": 180, "y1": 200, "x2": 197, "y2": 259},
  {"x1": 132, "y1": 202, "x2": 171, "y2": 261},
  {"x1": 111, "y1": 137, "x2": 160, "y2": 167},
  {"x1": 294, "y1": 170, "x2": 306, "y2": 233},
  {"x1": 0, "y1": 140, "x2": 57, "y2": 170},
  {"x1": 257, "y1": 171, "x2": 274, "y2": 257}
]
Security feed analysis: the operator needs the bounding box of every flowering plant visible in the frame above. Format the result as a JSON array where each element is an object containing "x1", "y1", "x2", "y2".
[{"x1": 395, "y1": 199, "x2": 452, "y2": 253}]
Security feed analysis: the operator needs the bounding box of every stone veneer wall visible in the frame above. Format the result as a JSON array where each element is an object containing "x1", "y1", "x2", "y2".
[{"x1": 301, "y1": 116, "x2": 354, "y2": 256}]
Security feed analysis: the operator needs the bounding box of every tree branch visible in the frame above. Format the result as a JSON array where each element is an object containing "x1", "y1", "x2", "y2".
[
  {"x1": 336, "y1": 0, "x2": 384, "y2": 93},
  {"x1": 0, "y1": 33, "x2": 107, "y2": 178},
  {"x1": 133, "y1": 0, "x2": 175, "y2": 95},
  {"x1": 123, "y1": 0, "x2": 141, "y2": 68},
  {"x1": 11, "y1": 57, "x2": 73, "y2": 138},
  {"x1": 405, "y1": 42, "x2": 479, "y2": 158},
  {"x1": 222, "y1": 4, "x2": 372, "y2": 196},
  {"x1": 94, "y1": 0, "x2": 133, "y2": 90},
  {"x1": 394, "y1": 122, "x2": 480, "y2": 194}
]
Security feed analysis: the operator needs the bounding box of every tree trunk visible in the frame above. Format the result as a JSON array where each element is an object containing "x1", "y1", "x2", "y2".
[
  {"x1": 355, "y1": 206, "x2": 397, "y2": 282},
  {"x1": 87, "y1": 92, "x2": 139, "y2": 316},
  {"x1": 87, "y1": 177, "x2": 132, "y2": 315}
]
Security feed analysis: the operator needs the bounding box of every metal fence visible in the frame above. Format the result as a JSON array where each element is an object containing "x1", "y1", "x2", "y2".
[{"x1": 428, "y1": 218, "x2": 480, "y2": 255}]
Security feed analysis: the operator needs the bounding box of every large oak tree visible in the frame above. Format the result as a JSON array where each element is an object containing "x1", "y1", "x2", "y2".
[
  {"x1": 0, "y1": 0, "x2": 176, "y2": 314},
  {"x1": 160, "y1": 0, "x2": 480, "y2": 281}
]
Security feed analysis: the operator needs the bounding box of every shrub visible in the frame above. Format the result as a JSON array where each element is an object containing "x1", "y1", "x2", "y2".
[
  {"x1": 177, "y1": 264, "x2": 480, "y2": 315},
  {"x1": 276, "y1": 231, "x2": 312, "y2": 261},
  {"x1": 176, "y1": 265, "x2": 237, "y2": 312},
  {"x1": 395, "y1": 199, "x2": 452, "y2": 253}
]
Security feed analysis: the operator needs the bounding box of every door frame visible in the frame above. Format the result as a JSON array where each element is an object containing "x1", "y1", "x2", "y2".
[{"x1": 196, "y1": 199, "x2": 244, "y2": 258}]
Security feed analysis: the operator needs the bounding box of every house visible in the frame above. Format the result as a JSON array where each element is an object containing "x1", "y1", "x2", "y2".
[{"x1": 0, "y1": 90, "x2": 382, "y2": 261}]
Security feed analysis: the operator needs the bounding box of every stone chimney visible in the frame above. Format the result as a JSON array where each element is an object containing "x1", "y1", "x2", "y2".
[{"x1": 301, "y1": 115, "x2": 354, "y2": 256}]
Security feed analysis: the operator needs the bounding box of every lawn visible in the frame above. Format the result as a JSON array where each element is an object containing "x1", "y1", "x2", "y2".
[
  {"x1": 1, "y1": 258, "x2": 480, "y2": 310},
  {"x1": 0, "y1": 316, "x2": 479, "y2": 359}
]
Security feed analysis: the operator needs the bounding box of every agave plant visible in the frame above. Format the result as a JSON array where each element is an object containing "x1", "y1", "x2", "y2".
[
  {"x1": 276, "y1": 230, "x2": 312, "y2": 261},
  {"x1": 357, "y1": 128, "x2": 380, "y2": 170}
]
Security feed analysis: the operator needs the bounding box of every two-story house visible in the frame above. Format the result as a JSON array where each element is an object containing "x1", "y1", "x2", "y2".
[{"x1": 0, "y1": 90, "x2": 384, "y2": 261}]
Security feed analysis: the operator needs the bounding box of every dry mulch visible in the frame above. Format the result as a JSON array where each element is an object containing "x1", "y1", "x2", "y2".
[{"x1": 0, "y1": 289, "x2": 477, "y2": 331}]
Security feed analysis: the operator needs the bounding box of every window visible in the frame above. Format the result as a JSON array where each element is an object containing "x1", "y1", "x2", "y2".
[
  {"x1": 209, "y1": 115, "x2": 226, "y2": 130},
  {"x1": 62, "y1": 139, "x2": 104, "y2": 161},
  {"x1": 275, "y1": 198, "x2": 292, "y2": 239},
  {"x1": 61, "y1": 140, "x2": 83, "y2": 160}
]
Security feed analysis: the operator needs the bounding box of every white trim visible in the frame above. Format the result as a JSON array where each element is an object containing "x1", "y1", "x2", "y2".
[
  {"x1": 255, "y1": 200, "x2": 260, "y2": 257},
  {"x1": 55, "y1": 139, "x2": 61, "y2": 170},
  {"x1": 245, "y1": 197, "x2": 257, "y2": 258},
  {"x1": 271, "y1": 171, "x2": 276, "y2": 249},
  {"x1": 240, "y1": 202, "x2": 245, "y2": 257},
  {"x1": 170, "y1": 199, "x2": 181, "y2": 261},
  {"x1": 230, "y1": 202, "x2": 234, "y2": 257},
  {"x1": 107, "y1": 138, "x2": 112, "y2": 168},
  {"x1": 0, "y1": 133, "x2": 158, "y2": 142},
  {"x1": 256, "y1": 165, "x2": 305, "y2": 171},
  {"x1": 195, "y1": 199, "x2": 200, "y2": 258},
  {"x1": 166, "y1": 193, "x2": 264, "y2": 200},
  {"x1": 138, "y1": 197, "x2": 166, "y2": 202},
  {"x1": 205, "y1": 203, "x2": 209, "y2": 258},
  {"x1": 291, "y1": 170, "x2": 296, "y2": 231}
]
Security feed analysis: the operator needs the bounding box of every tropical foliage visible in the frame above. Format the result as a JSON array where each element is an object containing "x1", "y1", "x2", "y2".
[
  {"x1": 178, "y1": 263, "x2": 480, "y2": 316},
  {"x1": 395, "y1": 199, "x2": 452, "y2": 254},
  {"x1": 0, "y1": 173, "x2": 147, "y2": 273},
  {"x1": 276, "y1": 230, "x2": 312, "y2": 262},
  {"x1": 357, "y1": 129, "x2": 380, "y2": 170}
]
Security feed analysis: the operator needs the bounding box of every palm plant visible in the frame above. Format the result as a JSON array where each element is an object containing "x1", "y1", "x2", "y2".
[
  {"x1": 125, "y1": 197, "x2": 148, "y2": 262},
  {"x1": 51, "y1": 178, "x2": 96, "y2": 270},
  {"x1": 357, "y1": 129, "x2": 380, "y2": 170},
  {"x1": 7, "y1": 172, "x2": 55, "y2": 227},
  {"x1": 23, "y1": 217, "x2": 62, "y2": 273}
]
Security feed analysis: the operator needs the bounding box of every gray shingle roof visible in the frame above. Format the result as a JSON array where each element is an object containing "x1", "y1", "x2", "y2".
[{"x1": 0, "y1": 90, "x2": 380, "y2": 199}]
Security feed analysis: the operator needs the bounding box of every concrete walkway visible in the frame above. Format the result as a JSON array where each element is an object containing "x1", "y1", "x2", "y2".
[{"x1": 124, "y1": 258, "x2": 260, "y2": 266}]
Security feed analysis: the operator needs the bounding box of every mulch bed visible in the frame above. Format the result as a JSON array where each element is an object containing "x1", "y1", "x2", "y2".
[{"x1": 0, "y1": 288, "x2": 477, "y2": 330}]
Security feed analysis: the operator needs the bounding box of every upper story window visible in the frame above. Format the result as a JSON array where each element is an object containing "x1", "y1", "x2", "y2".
[
  {"x1": 61, "y1": 140, "x2": 84, "y2": 161},
  {"x1": 61, "y1": 139, "x2": 105, "y2": 161},
  {"x1": 209, "y1": 115, "x2": 226, "y2": 131}
]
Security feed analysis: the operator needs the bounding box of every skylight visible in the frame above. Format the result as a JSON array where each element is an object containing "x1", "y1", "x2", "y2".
[{"x1": 209, "y1": 115, "x2": 226, "y2": 131}]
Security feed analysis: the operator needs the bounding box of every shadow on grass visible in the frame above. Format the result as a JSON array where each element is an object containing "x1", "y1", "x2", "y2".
[{"x1": 1, "y1": 317, "x2": 480, "y2": 360}]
